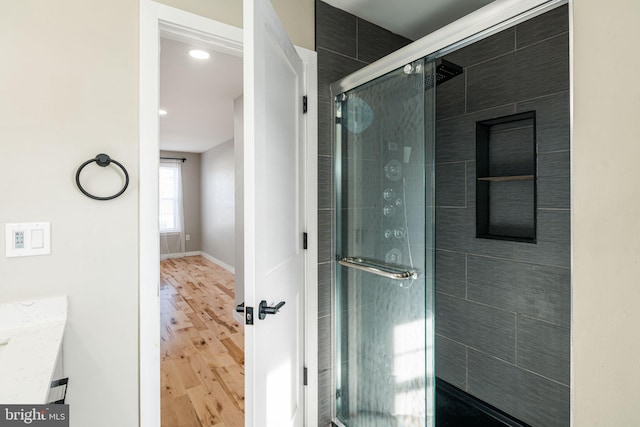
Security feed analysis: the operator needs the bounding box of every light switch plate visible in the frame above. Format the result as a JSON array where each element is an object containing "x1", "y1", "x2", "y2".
[{"x1": 5, "y1": 222, "x2": 51, "y2": 257}]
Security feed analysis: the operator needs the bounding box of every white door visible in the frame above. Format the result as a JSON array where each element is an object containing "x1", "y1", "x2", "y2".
[{"x1": 243, "y1": 0, "x2": 306, "y2": 426}]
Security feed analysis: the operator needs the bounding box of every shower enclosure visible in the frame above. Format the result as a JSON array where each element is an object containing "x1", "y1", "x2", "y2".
[
  {"x1": 328, "y1": 2, "x2": 569, "y2": 427},
  {"x1": 333, "y1": 58, "x2": 437, "y2": 427}
]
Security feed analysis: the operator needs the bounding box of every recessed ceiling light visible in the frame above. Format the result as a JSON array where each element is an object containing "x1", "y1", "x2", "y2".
[
  {"x1": 189, "y1": 49, "x2": 210, "y2": 60},
  {"x1": 158, "y1": 109, "x2": 168, "y2": 116}
]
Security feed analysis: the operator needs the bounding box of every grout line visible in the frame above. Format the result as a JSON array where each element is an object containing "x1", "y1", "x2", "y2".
[
  {"x1": 436, "y1": 102, "x2": 517, "y2": 123},
  {"x1": 464, "y1": 64, "x2": 468, "y2": 114},
  {"x1": 514, "y1": 31, "x2": 569, "y2": 52},
  {"x1": 463, "y1": 48, "x2": 515, "y2": 73},
  {"x1": 354, "y1": 19, "x2": 359, "y2": 61},
  {"x1": 435, "y1": 248, "x2": 467, "y2": 255},
  {"x1": 465, "y1": 345, "x2": 469, "y2": 390},
  {"x1": 466, "y1": 346, "x2": 570, "y2": 388},
  {"x1": 538, "y1": 149, "x2": 571, "y2": 155},
  {"x1": 518, "y1": 313, "x2": 570, "y2": 328},
  {"x1": 515, "y1": 89, "x2": 570, "y2": 106},
  {"x1": 464, "y1": 160, "x2": 468, "y2": 209},
  {"x1": 463, "y1": 251, "x2": 571, "y2": 270},
  {"x1": 514, "y1": 314, "x2": 518, "y2": 364},
  {"x1": 435, "y1": 160, "x2": 468, "y2": 166},
  {"x1": 317, "y1": 46, "x2": 368, "y2": 65},
  {"x1": 436, "y1": 289, "x2": 466, "y2": 300},
  {"x1": 464, "y1": 253, "x2": 468, "y2": 300},
  {"x1": 437, "y1": 204, "x2": 468, "y2": 209},
  {"x1": 437, "y1": 290, "x2": 520, "y2": 317}
]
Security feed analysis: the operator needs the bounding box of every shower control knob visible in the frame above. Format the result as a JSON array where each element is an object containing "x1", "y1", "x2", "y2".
[
  {"x1": 395, "y1": 198, "x2": 403, "y2": 207},
  {"x1": 383, "y1": 205, "x2": 396, "y2": 217},
  {"x1": 384, "y1": 160, "x2": 402, "y2": 181},
  {"x1": 383, "y1": 188, "x2": 395, "y2": 200},
  {"x1": 384, "y1": 229, "x2": 393, "y2": 239},
  {"x1": 394, "y1": 227, "x2": 405, "y2": 239}
]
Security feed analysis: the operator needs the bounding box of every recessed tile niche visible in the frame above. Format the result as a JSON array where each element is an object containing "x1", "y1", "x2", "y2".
[{"x1": 476, "y1": 111, "x2": 537, "y2": 242}]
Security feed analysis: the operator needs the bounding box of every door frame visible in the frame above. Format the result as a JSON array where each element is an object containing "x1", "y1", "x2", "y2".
[{"x1": 138, "y1": 2, "x2": 318, "y2": 426}]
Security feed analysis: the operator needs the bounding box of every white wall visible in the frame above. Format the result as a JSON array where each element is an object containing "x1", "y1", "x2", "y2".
[
  {"x1": 201, "y1": 141, "x2": 236, "y2": 269},
  {"x1": 0, "y1": 2, "x2": 138, "y2": 426},
  {"x1": 572, "y1": 0, "x2": 640, "y2": 424},
  {"x1": 234, "y1": 95, "x2": 245, "y2": 308}
]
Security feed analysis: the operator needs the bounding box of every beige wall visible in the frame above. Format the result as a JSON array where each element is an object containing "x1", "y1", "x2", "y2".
[
  {"x1": 155, "y1": 0, "x2": 315, "y2": 50},
  {"x1": 0, "y1": 1, "x2": 139, "y2": 426},
  {"x1": 572, "y1": 0, "x2": 640, "y2": 424},
  {"x1": 159, "y1": 151, "x2": 202, "y2": 254},
  {"x1": 201, "y1": 141, "x2": 236, "y2": 268}
]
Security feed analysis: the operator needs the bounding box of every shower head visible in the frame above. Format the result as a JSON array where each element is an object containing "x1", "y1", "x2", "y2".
[{"x1": 424, "y1": 58, "x2": 463, "y2": 90}]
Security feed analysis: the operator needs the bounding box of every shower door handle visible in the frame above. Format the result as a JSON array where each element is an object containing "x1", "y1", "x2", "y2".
[
  {"x1": 258, "y1": 300, "x2": 285, "y2": 320},
  {"x1": 338, "y1": 256, "x2": 418, "y2": 280}
]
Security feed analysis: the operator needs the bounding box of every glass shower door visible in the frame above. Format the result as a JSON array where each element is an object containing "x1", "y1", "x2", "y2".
[{"x1": 334, "y1": 58, "x2": 436, "y2": 427}]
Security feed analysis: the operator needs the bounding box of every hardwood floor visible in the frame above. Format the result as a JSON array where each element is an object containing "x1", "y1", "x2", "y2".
[{"x1": 161, "y1": 256, "x2": 244, "y2": 427}]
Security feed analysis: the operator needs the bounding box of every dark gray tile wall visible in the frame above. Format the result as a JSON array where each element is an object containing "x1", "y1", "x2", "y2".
[
  {"x1": 435, "y1": 6, "x2": 570, "y2": 427},
  {"x1": 436, "y1": 293, "x2": 517, "y2": 362},
  {"x1": 435, "y1": 335, "x2": 467, "y2": 388},
  {"x1": 467, "y1": 349, "x2": 570, "y2": 427},
  {"x1": 315, "y1": 2, "x2": 411, "y2": 425}
]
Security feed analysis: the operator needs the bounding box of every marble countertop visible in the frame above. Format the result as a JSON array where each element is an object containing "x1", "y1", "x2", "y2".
[{"x1": 0, "y1": 296, "x2": 67, "y2": 404}]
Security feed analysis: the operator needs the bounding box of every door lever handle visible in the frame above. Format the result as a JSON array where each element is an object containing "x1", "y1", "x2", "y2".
[
  {"x1": 235, "y1": 302, "x2": 245, "y2": 313},
  {"x1": 258, "y1": 300, "x2": 285, "y2": 320}
]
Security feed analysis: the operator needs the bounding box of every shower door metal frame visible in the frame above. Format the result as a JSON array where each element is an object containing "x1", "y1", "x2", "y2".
[
  {"x1": 329, "y1": 0, "x2": 568, "y2": 425},
  {"x1": 330, "y1": 0, "x2": 566, "y2": 96}
]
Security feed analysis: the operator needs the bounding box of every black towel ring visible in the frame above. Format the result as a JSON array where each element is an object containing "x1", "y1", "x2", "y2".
[{"x1": 76, "y1": 153, "x2": 129, "y2": 201}]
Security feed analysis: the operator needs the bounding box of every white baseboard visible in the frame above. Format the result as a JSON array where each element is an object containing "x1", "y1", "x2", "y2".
[
  {"x1": 160, "y1": 251, "x2": 200, "y2": 261},
  {"x1": 159, "y1": 251, "x2": 235, "y2": 275},
  {"x1": 199, "y1": 251, "x2": 235, "y2": 274}
]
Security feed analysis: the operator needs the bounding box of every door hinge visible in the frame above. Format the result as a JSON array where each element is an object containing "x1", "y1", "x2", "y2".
[
  {"x1": 245, "y1": 306, "x2": 254, "y2": 325},
  {"x1": 303, "y1": 367, "x2": 308, "y2": 386},
  {"x1": 303, "y1": 95, "x2": 308, "y2": 114},
  {"x1": 303, "y1": 232, "x2": 308, "y2": 250}
]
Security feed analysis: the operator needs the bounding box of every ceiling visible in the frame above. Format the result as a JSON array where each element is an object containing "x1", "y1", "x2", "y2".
[
  {"x1": 324, "y1": 0, "x2": 494, "y2": 40},
  {"x1": 159, "y1": 1, "x2": 493, "y2": 153},
  {"x1": 159, "y1": 37, "x2": 243, "y2": 153}
]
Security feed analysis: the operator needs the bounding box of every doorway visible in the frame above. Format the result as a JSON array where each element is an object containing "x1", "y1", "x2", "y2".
[
  {"x1": 157, "y1": 31, "x2": 245, "y2": 426},
  {"x1": 139, "y1": 3, "x2": 318, "y2": 426}
]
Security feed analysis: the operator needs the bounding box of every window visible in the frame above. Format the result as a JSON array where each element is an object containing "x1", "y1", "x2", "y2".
[{"x1": 159, "y1": 163, "x2": 181, "y2": 233}]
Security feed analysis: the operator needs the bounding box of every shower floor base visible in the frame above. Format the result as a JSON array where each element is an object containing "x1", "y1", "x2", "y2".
[
  {"x1": 436, "y1": 379, "x2": 530, "y2": 427},
  {"x1": 335, "y1": 412, "x2": 426, "y2": 427},
  {"x1": 332, "y1": 380, "x2": 530, "y2": 427}
]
